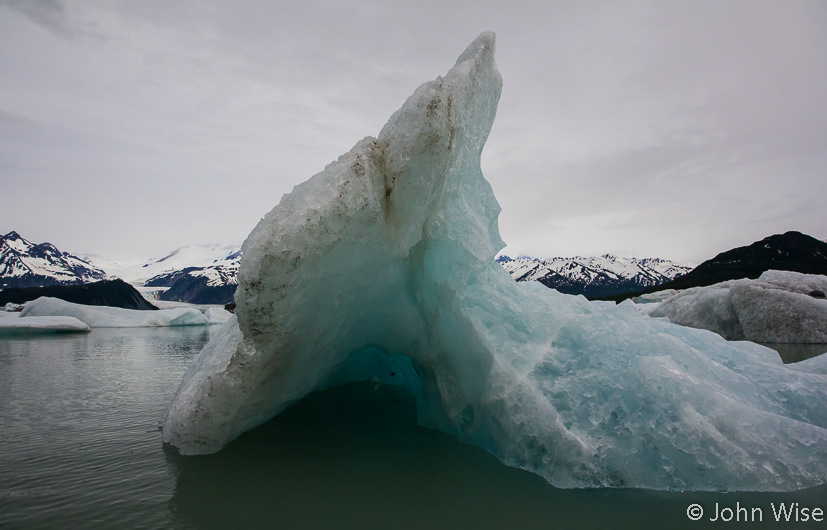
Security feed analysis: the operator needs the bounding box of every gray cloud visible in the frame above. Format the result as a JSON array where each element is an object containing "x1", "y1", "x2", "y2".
[{"x1": 0, "y1": 0, "x2": 72, "y2": 35}]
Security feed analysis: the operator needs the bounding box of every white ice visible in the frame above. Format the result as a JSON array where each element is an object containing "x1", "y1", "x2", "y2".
[
  {"x1": 632, "y1": 289, "x2": 679, "y2": 304},
  {"x1": 203, "y1": 307, "x2": 233, "y2": 325},
  {"x1": 644, "y1": 270, "x2": 827, "y2": 343},
  {"x1": 162, "y1": 33, "x2": 827, "y2": 491},
  {"x1": 20, "y1": 297, "x2": 212, "y2": 328},
  {"x1": 0, "y1": 315, "x2": 90, "y2": 333}
]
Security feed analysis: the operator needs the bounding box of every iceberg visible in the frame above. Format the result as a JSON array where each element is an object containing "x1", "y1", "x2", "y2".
[
  {"x1": 632, "y1": 290, "x2": 679, "y2": 304},
  {"x1": 203, "y1": 306, "x2": 233, "y2": 325},
  {"x1": 0, "y1": 314, "x2": 90, "y2": 333},
  {"x1": 644, "y1": 270, "x2": 827, "y2": 343},
  {"x1": 162, "y1": 33, "x2": 827, "y2": 491},
  {"x1": 20, "y1": 297, "x2": 211, "y2": 328}
]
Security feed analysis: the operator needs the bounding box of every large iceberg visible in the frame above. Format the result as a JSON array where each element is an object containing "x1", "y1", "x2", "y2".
[
  {"x1": 20, "y1": 297, "x2": 212, "y2": 328},
  {"x1": 643, "y1": 270, "x2": 827, "y2": 343},
  {"x1": 163, "y1": 33, "x2": 827, "y2": 491}
]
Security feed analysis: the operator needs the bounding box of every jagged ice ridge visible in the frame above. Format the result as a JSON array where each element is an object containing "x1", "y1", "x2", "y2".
[{"x1": 162, "y1": 33, "x2": 827, "y2": 491}]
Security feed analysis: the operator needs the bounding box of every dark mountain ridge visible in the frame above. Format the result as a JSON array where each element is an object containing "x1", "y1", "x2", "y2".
[
  {"x1": 602, "y1": 231, "x2": 827, "y2": 302},
  {"x1": 0, "y1": 279, "x2": 158, "y2": 310},
  {"x1": 161, "y1": 276, "x2": 237, "y2": 305}
]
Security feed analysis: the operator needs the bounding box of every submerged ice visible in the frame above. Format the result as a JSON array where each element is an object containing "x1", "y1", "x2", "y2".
[{"x1": 163, "y1": 33, "x2": 827, "y2": 491}]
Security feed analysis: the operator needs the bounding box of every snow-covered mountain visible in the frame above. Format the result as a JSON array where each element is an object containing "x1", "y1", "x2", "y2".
[
  {"x1": 0, "y1": 231, "x2": 108, "y2": 289},
  {"x1": 146, "y1": 251, "x2": 241, "y2": 305},
  {"x1": 498, "y1": 254, "x2": 692, "y2": 298},
  {"x1": 144, "y1": 251, "x2": 240, "y2": 287},
  {"x1": 635, "y1": 231, "x2": 827, "y2": 294},
  {"x1": 86, "y1": 243, "x2": 241, "y2": 286},
  {"x1": 2, "y1": 227, "x2": 690, "y2": 303},
  {"x1": 119, "y1": 246, "x2": 689, "y2": 304}
]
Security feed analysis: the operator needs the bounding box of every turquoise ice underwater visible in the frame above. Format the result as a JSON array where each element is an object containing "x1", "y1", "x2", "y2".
[{"x1": 161, "y1": 32, "x2": 827, "y2": 491}]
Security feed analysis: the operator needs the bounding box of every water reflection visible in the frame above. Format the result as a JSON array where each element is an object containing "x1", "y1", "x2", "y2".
[
  {"x1": 761, "y1": 343, "x2": 827, "y2": 364},
  {"x1": 2, "y1": 328, "x2": 825, "y2": 530},
  {"x1": 0, "y1": 327, "x2": 214, "y2": 530},
  {"x1": 166, "y1": 382, "x2": 827, "y2": 530}
]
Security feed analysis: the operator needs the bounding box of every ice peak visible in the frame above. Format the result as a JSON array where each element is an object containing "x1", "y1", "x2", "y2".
[{"x1": 454, "y1": 31, "x2": 496, "y2": 67}]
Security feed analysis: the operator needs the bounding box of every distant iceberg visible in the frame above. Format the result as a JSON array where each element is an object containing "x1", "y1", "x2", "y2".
[
  {"x1": 643, "y1": 270, "x2": 827, "y2": 343},
  {"x1": 0, "y1": 313, "x2": 90, "y2": 334},
  {"x1": 20, "y1": 297, "x2": 214, "y2": 328},
  {"x1": 162, "y1": 33, "x2": 827, "y2": 491}
]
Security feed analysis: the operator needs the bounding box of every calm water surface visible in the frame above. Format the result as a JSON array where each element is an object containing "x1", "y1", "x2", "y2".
[{"x1": 0, "y1": 329, "x2": 825, "y2": 529}]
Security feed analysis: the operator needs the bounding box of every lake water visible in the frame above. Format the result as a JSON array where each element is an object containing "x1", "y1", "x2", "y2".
[{"x1": 1, "y1": 328, "x2": 825, "y2": 529}]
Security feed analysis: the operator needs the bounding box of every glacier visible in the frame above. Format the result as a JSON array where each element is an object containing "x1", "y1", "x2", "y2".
[
  {"x1": 643, "y1": 270, "x2": 827, "y2": 343},
  {"x1": 162, "y1": 33, "x2": 827, "y2": 491}
]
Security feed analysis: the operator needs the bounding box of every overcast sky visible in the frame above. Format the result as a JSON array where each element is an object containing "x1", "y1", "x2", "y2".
[{"x1": 2, "y1": 0, "x2": 825, "y2": 264}]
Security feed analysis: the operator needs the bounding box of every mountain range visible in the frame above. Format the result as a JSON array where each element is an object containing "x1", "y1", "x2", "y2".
[
  {"x1": 0, "y1": 232, "x2": 243, "y2": 305},
  {"x1": 144, "y1": 251, "x2": 241, "y2": 305},
  {"x1": 83, "y1": 243, "x2": 240, "y2": 286},
  {"x1": 3, "y1": 229, "x2": 826, "y2": 306},
  {"x1": 603, "y1": 231, "x2": 827, "y2": 301},
  {"x1": 498, "y1": 254, "x2": 692, "y2": 299},
  {"x1": 0, "y1": 231, "x2": 107, "y2": 289},
  {"x1": 81, "y1": 244, "x2": 242, "y2": 305},
  {"x1": 144, "y1": 250, "x2": 692, "y2": 303}
]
